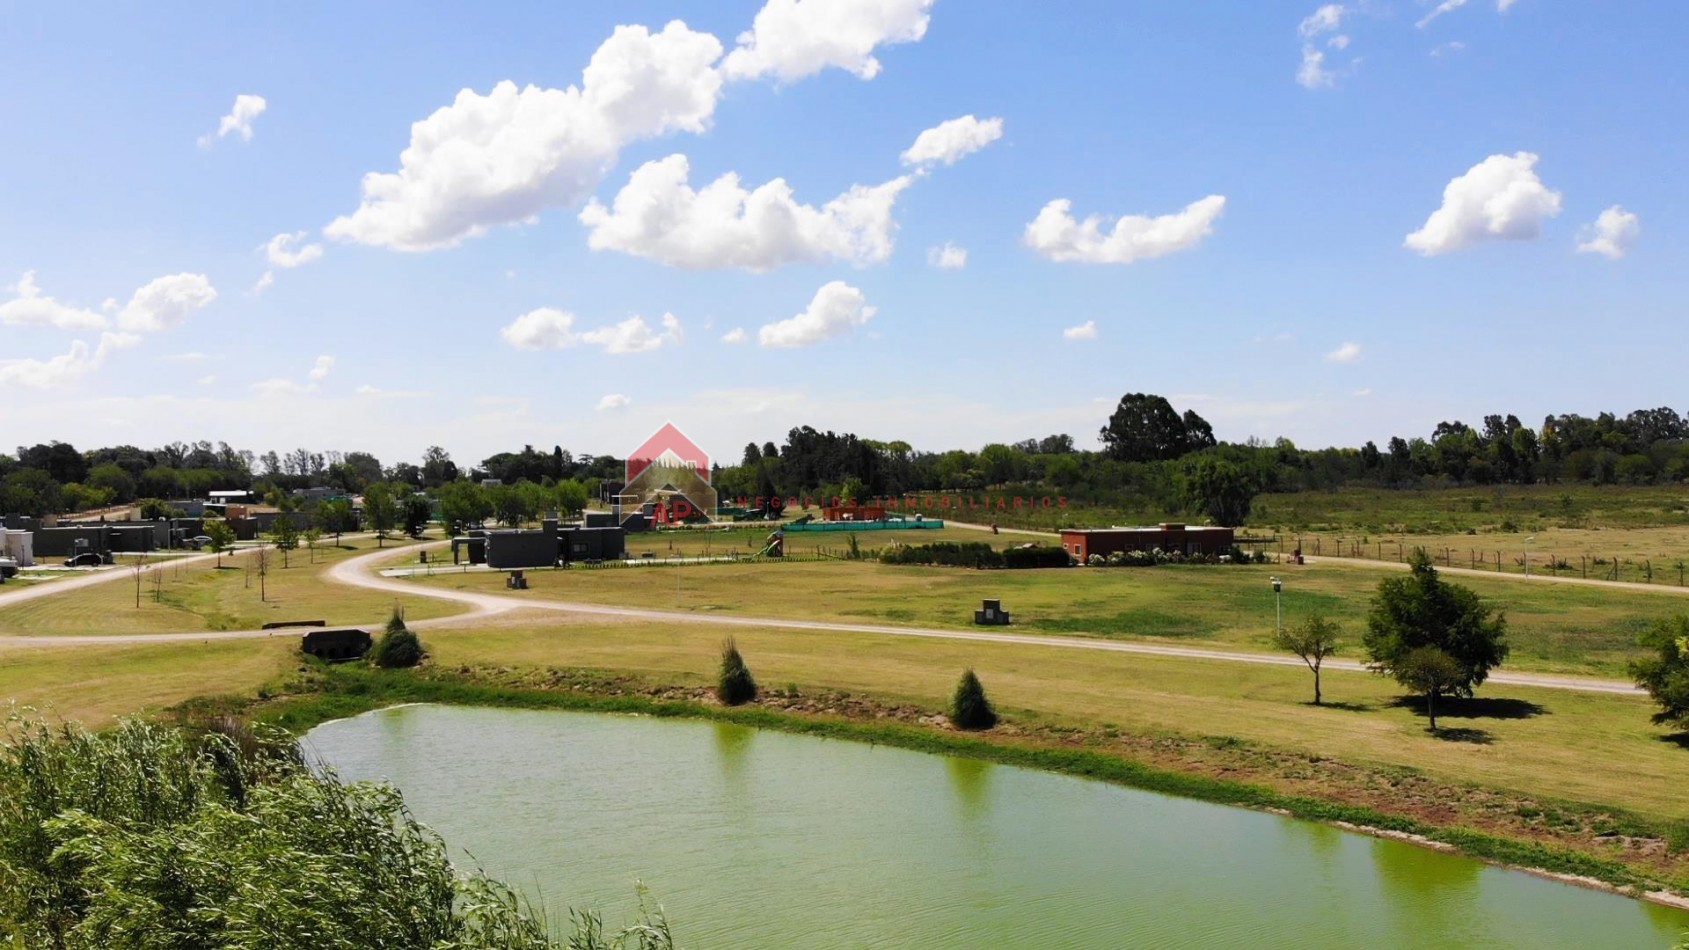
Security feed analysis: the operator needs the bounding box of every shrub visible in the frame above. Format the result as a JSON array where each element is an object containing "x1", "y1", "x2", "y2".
[
  {"x1": 999, "y1": 545, "x2": 1071, "y2": 569},
  {"x1": 879, "y1": 542, "x2": 1002, "y2": 569},
  {"x1": 717, "y1": 637, "x2": 758, "y2": 706},
  {"x1": 371, "y1": 611, "x2": 425, "y2": 669},
  {"x1": 949, "y1": 669, "x2": 998, "y2": 730},
  {"x1": 0, "y1": 716, "x2": 623, "y2": 948}
]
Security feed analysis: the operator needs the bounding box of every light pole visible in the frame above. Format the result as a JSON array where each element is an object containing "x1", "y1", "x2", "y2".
[
  {"x1": 1524, "y1": 536, "x2": 1535, "y2": 578},
  {"x1": 1270, "y1": 575, "x2": 1283, "y2": 639}
]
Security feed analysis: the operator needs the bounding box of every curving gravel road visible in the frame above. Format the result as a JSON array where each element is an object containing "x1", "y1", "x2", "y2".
[{"x1": 0, "y1": 541, "x2": 1648, "y2": 696}]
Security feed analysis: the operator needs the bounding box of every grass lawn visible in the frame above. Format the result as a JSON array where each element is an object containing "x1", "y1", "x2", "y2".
[
  {"x1": 0, "y1": 638, "x2": 297, "y2": 726},
  {"x1": 402, "y1": 556, "x2": 1688, "y2": 677},
  {"x1": 412, "y1": 617, "x2": 1689, "y2": 821},
  {"x1": 0, "y1": 538, "x2": 463, "y2": 638}
]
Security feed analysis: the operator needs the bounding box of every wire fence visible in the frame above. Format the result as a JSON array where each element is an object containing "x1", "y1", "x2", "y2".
[{"x1": 1282, "y1": 535, "x2": 1689, "y2": 587}]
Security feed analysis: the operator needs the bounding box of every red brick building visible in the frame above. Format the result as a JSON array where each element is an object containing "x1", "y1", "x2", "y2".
[{"x1": 1059, "y1": 523, "x2": 1236, "y2": 563}]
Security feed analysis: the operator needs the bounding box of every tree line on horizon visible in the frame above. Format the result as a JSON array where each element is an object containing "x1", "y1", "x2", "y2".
[{"x1": 5, "y1": 396, "x2": 1689, "y2": 525}]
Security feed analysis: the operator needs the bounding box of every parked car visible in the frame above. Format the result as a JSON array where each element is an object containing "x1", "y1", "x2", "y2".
[
  {"x1": 65, "y1": 552, "x2": 104, "y2": 567},
  {"x1": 187, "y1": 535, "x2": 214, "y2": 550}
]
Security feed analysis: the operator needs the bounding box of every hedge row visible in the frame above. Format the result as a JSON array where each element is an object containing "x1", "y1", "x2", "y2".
[{"x1": 880, "y1": 542, "x2": 1070, "y2": 569}]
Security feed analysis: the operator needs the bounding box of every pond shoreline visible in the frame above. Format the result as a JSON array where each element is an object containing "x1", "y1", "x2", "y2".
[{"x1": 208, "y1": 663, "x2": 1689, "y2": 915}]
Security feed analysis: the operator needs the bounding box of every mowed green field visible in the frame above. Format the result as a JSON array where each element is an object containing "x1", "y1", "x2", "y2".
[
  {"x1": 0, "y1": 539, "x2": 463, "y2": 638},
  {"x1": 403, "y1": 556, "x2": 1689, "y2": 677},
  {"x1": 0, "y1": 638, "x2": 297, "y2": 726}
]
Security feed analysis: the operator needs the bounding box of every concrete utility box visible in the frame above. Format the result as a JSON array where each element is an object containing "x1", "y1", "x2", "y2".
[
  {"x1": 506, "y1": 570, "x2": 528, "y2": 590},
  {"x1": 300, "y1": 628, "x2": 372, "y2": 662},
  {"x1": 974, "y1": 599, "x2": 1011, "y2": 626},
  {"x1": 1, "y1": 529, "x2": 33, "y2": 567}
]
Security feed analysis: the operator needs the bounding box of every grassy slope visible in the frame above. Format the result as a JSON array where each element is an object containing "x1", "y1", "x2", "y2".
[
  {"x1": 0, "y1": 638, "x2": 296, "y2": 725},
  {"x1": 402, "y1": 557, "x2": 1687, "y2": 677},
  {"x1": 0, "y1": 539, "x2": 462, "y2": 638},
  {"x1": 408, "y1": 620, "x2": 1689, "y2": 822}
]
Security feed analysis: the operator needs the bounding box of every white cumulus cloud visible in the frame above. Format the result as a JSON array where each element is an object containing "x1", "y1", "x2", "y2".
[
  {"x1": 117, "y1": 273, "x2": 218, "y2": 332},
  {"x1": 1404, "y1": 151, "x2": 1562, "y2": 256},
  {"x1": 1024, "y1": 195, "x2": 1227, "y2": 264},
  {"x1": 1296, "y1": 5, "x2": 1352, "y2": 89},
  {"x1": 927, "y1": 242, "x2": 967, "y2": 269},
  {"x1": 901, "y1": 115, "x2": 1003, "y2": 168},
  {"x1": 500, "y1": 308, "x2": 682, "y2": 354},
  {"x1": 758, "y1": 281, "x2": 874, "y2": 348},
  {"x1": 1326, "y1": 341, "x2": 1363, "y2": 363},
  {"x1": 721, "y1": 327, "x2": 748, "y2": 344},
  {"x1": 580, "y1": 154, "x2": 912, "y2": 271},
  {"x1": 201, "y1": 94, "x2": 267, "y2": 146},
  {"x1": 596, "y1": 393, "x2": 632, "y2": 412},
  {"x1": 307, "y1": 354, "x2": 335, "y2": 382},
  {"x1": 325, "y1": 22, "x2": 725, "y2": 251},
  {"x1": 1575, "y1": 205, "x2": 1639, "y2": 260},
  {"x1": 1062, "y1": 320, "x2": 1098, "y2": 341},
  {"x1": 263, "y1": 231, "x2": 324, "y2": 268},
  {"x1": 0, "y1": 332, "x2": 139, "y2": 390},
  {"x1": 0, "y1": 271, "x2": 107, "y2": 330},
  {"x1": 582, "y1": 313, "x2": 684, "y2": 354},
  {"x1": 723, "y1": 0, "x2": 934, "y2": 82}
]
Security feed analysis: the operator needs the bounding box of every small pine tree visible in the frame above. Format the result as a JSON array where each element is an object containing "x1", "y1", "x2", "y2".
[
  {"x1": 717, "y1": 637, "x2": 757, "y2": 706},
  {"x1": 371, "y1": 609, "x2": 424, "y2": 669},
  {"x1": 950, "y1": 668, "x2": 997, "y2": 730}
]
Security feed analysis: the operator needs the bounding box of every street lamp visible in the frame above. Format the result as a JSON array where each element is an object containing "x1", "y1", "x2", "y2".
[
  {"x1": 1524, "y1": 536, "x2": 1535, "y2": 578},
  {"x1": 1270, "y1": 575, "x2": 1283, "y2": 638}
]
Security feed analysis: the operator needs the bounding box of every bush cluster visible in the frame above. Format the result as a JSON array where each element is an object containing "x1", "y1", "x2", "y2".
[
  {"x1": 949, "y1": 669, "x2": 998, "y2": 730},
  {"x1": 1084, "y1": 545, "x2": 1269, "y2": 567},
  {"x1": 881, "y1": 542, "x2": 1070, "y2": 569},
  {"x1": 0, "y1": 716, "x2": 665, "y2": 948}
]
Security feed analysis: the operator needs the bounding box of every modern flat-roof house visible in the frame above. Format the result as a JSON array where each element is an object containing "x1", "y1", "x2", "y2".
[{"x1": 1059, "y1": 523, "x2": 1235, "y2": 563}]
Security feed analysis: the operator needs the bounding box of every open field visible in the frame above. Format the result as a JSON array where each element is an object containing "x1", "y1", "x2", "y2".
[
  {"x1": 400, "y1": 556, "x2": 1689, "y2": 678},
  {"x1": 1279, "y1": 525, "x2": 1689, "y2": 585},
  {"x1": 0, "y1": 638, "x2": 296, "y2": 726},
  {"x1": 0, "y1": 538, "x2": 463, "y2": 638},
  {"x1": 1252, "y1": 483, "x2": 1689, "y2": 533}
]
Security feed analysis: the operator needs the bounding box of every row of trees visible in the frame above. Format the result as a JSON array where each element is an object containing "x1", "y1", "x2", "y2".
[{"x1": 9, "y1": 399, "x2": 1689, "y2": 521}]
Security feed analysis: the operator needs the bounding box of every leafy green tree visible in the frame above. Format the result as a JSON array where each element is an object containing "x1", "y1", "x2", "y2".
[
  {"x1": 1177, "y1": 455, "x2": 1259, "y2": 527},
  {"x1": 717, "y1": 637, "x2": 757, "y2": 706},
  {"x1": 1274, "y1": 614, "x2": 1341, "y2": 705},
  {"x1": 85, "y1": 463, "x2": 136, "y2": 503},
  {"x1": 1630, "y1": 615, "x2": 1689, "y2": 729},
  {"x1": 302, "y1": 526, "x2": 321, "y2": 564},
  {"x1": 554, "y1": 479, "x2": 589, "y2": 515},
  {"x1": 362, "y1": 483, "x2": 399, "y2": 547},
  {"x1": 1397, "y1": 646, "x2": 1463, "y2": 731},
  {"x1": 1364, "y1": 550, "x2": 1509, "y2": 698},
  {"x1": 1100, "y1": 393, "x2": 1207, "y2": 462},
  {"x1": 316, "y1": 497, "x2": 355, "y2": 545},
  {"x1": 950, "y1": 669, "x2": 998, "y2": 730},
  {"x1": 436, "y1": 480, "x2": 491, "y2": 535},
  {"x1": 204, "y1": 519, "x2": 237, "y2": 567},
  {"x1": 267, "y1": 514, "x2": 299, "y2": 568},
  {"x1": 400, "y1": 494, "x2": 432, "y2": 538}
]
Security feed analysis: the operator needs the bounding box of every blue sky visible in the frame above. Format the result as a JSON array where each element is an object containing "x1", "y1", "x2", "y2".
[{"x1": 2, "y1": 1, "x2": 1683, "y2": 467}]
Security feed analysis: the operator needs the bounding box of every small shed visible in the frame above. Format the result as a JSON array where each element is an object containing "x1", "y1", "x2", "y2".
[
  {"x1": 974, "y1": 599, "x2": 1011, "y2": 626},
  {"x1": 300, "y1": 628, "x2": 372, "y2": 662}
]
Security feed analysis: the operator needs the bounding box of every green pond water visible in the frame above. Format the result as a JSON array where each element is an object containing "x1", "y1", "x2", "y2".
[{"x1": 306, "y1": 705, "x2": 1689, "y2": 948}]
